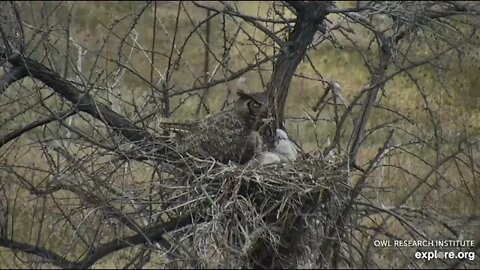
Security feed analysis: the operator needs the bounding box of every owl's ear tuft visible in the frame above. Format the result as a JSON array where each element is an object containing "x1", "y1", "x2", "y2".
[
  {"x1": 236, "y1": 77, "x2": 251, "y2": 99},
  {"x1": 236, "y1": 76, "x2": 248, "y2": 90}
]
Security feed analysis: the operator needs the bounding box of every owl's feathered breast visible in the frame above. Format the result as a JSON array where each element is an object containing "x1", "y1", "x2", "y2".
[{"x1": 174, "y1": 111, "x2": 257, "y2": 164}]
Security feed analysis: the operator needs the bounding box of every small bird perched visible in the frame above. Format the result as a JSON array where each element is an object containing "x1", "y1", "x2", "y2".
[{"x1": 248, "y1": 128, "x2": 298, "y2": 167}]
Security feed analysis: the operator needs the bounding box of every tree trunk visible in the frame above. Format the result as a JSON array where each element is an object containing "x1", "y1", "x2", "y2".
[{"x1": 267, "y1": 1, "x2": 332, "y2": 128}]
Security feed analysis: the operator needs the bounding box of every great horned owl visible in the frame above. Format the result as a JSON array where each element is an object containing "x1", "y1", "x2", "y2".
[{"x1": 163, "y1": 89, "x2": 273, "y2": 164}]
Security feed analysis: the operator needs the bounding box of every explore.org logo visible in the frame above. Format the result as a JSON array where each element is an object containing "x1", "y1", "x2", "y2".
[
  {"x1": 414, "y1": 250, "x2": 475, "y2": 261},
  {"x1": 373, "y1": 239, "x2": 476, "y2": 261}
]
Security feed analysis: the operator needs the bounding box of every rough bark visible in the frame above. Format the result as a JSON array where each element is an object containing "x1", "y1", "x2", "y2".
[{"x1": 267, "y1": 1, "x2": 332, "y2": 128}]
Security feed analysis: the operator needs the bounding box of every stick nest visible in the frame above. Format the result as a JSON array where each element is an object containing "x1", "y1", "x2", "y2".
[{"x1": 161, "y1": 149, "x2": 351, "y2": 268}]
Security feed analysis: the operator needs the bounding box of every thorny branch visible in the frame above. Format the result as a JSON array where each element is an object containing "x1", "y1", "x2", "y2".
[{"x1": 1, "y1": 1, "x2": 479, "y2": 269}]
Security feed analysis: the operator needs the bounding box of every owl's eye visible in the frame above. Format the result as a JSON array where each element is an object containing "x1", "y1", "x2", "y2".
[{"x1": 248, "y1": 101, "x2": 262, "y2": 112}]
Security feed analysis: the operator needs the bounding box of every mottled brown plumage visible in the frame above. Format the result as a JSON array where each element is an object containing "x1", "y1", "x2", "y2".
[{"x1": 161, "y1": 90, "x2": 274, "y2": 164}]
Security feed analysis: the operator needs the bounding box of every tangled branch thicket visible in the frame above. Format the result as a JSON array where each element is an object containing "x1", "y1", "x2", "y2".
[
  {"x1": 1, "y1": 1, "x2": 480, "y2": 269},
  {"x1": 160, "y1": 153, "x2": 350, "y2": 268}
]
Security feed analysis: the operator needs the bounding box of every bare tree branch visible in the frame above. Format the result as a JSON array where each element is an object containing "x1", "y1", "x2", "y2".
[
  {"x1": 0, "y1": 213, "x2": 203, "y2": 269},
  {"x1": 0, "y1": 50, "x2": 156, "y2": 144},
  {"x1": 0, "y1": 237, "x2": 79, "y2": 269},
  {"x1": 0, "y1": 65, "x2": 27, "y2": 93},
  {"x1": 267, "y1": 1, "x2": 333, "y2": 127},
  {"x1": 0, "y1": 109, "x2": 76, "y2": 147},
  {"x1": 1, "y1": 1, "x2": 479, "y2": 269}
]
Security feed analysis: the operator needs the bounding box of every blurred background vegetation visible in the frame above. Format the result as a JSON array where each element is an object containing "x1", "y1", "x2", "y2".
[{"x1": 1, "y1": 1, "x2": 479, "y2": 268}]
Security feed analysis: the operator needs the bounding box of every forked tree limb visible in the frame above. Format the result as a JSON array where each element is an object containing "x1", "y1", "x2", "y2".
[
  {"x1": 241, "y1": 1, "x2": 334, "y2": 268},
  {"x1": 267, "y1": 1, "x2": 333, "y2": 128},
  {"x1": 0, "y1": 50, "x2": 157, "y2": 145},
  {"x1": 0, "y1": 49, "x2": 192, "y2": 166},
  {"x1": 347, "y1": 33, "x2": 393, "y2": 162},
  {"x1": 0, "y1": 212, "x2": 204, "y2": 269},
  {"x1": 0, "y1": 109, "x2": 77, "y2": 147}
]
